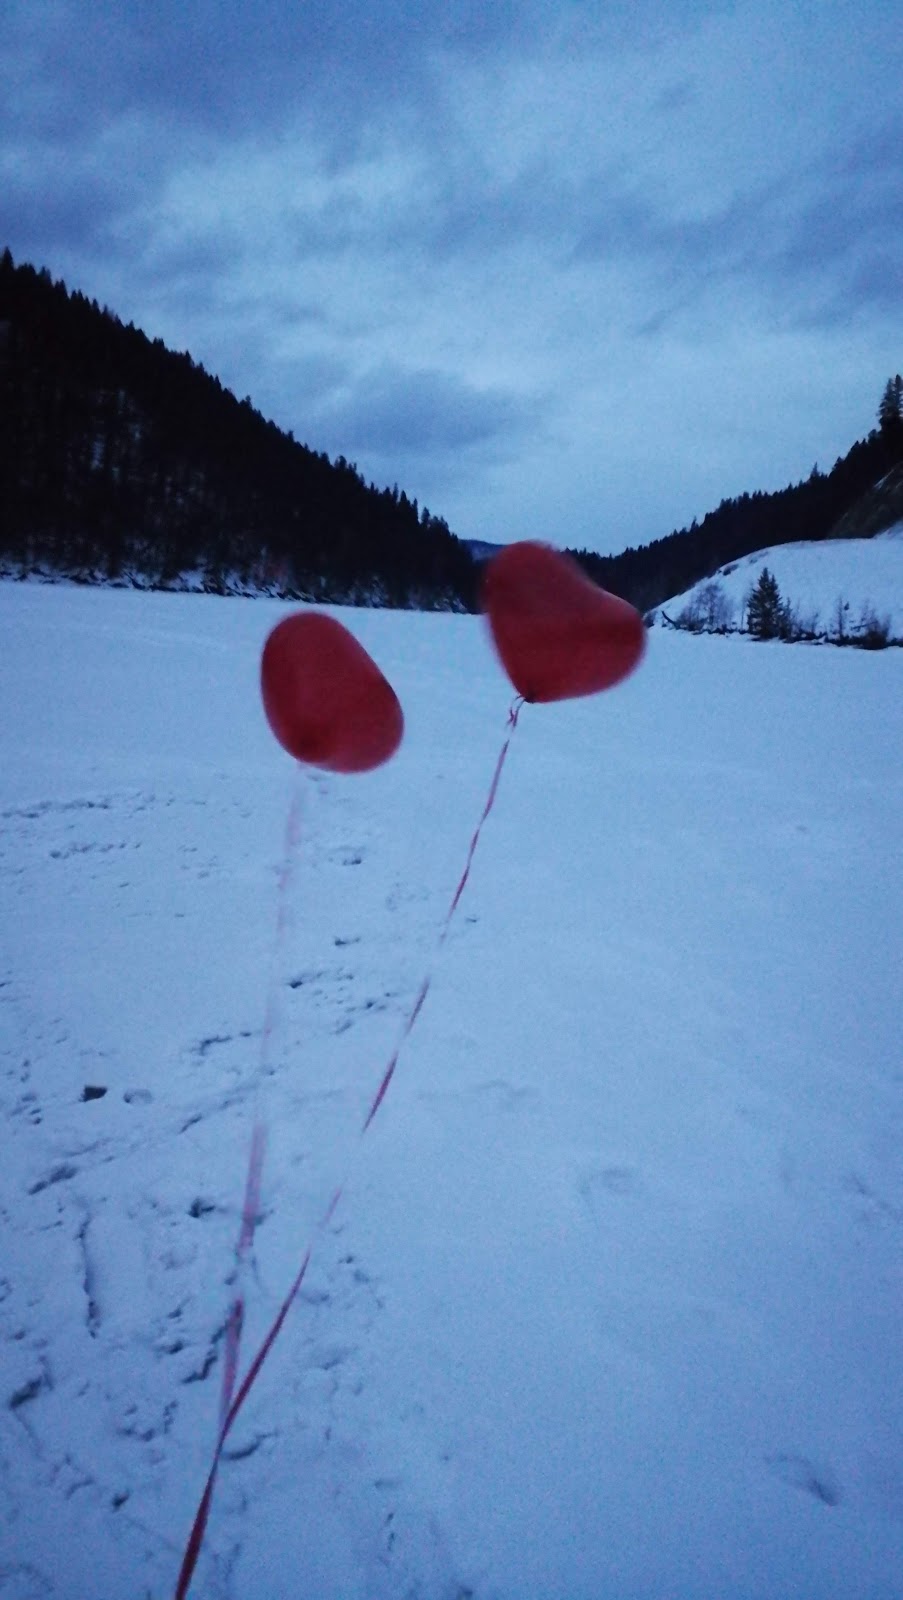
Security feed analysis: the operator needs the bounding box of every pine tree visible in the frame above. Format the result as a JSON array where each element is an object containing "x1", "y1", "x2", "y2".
[
  {"x1": 746, "y1": 567, "x2": 787, "y2": 640},
  {"x1": 878, "y1": 374, "x2": 903, "y2": 431}
]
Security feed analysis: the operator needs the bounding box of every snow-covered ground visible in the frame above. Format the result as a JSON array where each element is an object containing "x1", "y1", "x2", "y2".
[
  {"x1": 651, "y1": 522, "x2": 903, "y2": 638},
  {"x1": 2, "y1": 580, "x2": 902, "y2": 1600}
]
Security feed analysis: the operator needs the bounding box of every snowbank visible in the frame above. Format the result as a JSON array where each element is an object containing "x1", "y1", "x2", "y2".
[{"x1": 652, "y1": 523, "x2": 903, "y2": 639}]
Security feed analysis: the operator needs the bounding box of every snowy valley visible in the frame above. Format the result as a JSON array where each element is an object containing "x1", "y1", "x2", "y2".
[{"x1": 1, "y1": 578, "x2": 902, "y2": 1599}]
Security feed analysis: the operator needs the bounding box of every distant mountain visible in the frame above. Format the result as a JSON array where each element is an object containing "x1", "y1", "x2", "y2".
[
  {"x1": 465, "y1": 538, "x2": 506, "y2": 563},
  {"x1": 0, "y1": 250, "x2": 477, "y2": 609},
  {"x1": 570, "y1": 402, "x2": 903, "y2": 614}
]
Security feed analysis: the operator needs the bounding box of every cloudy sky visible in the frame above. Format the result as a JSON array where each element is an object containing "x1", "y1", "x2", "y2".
[{"x1": 3, "y1": 1, "x2": 901, "y2": 554}]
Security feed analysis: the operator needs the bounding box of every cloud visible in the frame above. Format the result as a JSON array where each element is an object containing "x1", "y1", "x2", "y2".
[
  {"x1": 2, "y1": 0, "x2": 541, "y2": 151},
  {"x1": 303, "y1": 363, "x2": 540, "y2": 462},
  {"x1": 568, "y1": 103, "x2": 903, "y2": 335},
  {"x1": 771, "y1": 116, "x2": 903, "y2": 322},
  {"x1": 0, "y1": 165, "x2": 112, "y2": 258},
  {"x1": 2, "y1": 1, "x2": 902, "y2": 553}
]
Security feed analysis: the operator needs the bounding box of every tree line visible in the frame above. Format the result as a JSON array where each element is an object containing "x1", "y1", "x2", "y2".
[
  {"x1": 0, "y1": 250, "x2": 477, "y2": 608},
  {"x1": 2, "y1": 247, "x2": 900, "y2": 616},
  {"x1": 570, "y1": 378, "x2": 903, "y2": 613}
]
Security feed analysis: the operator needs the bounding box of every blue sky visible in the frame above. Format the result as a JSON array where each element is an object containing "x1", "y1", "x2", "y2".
[{"x1": 3, "y1": 0, "x2": 901, "y2": 554}]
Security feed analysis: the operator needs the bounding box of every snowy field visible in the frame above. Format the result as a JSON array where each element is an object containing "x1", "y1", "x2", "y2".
[
  {"x1": 651, "y1": 522, "x2": 903, "y2": 637},
  {"x1": 2, "y1": 580, "x2": 902, "y2": 1600}
]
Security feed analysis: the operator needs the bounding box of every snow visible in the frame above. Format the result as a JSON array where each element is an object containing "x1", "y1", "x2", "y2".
[
  {"x1": 652, "y1": 522, "x2": 903, "y2": 637},
  {"x1": 2, "y1": 580, "x2": 902, "y2": 1599}
]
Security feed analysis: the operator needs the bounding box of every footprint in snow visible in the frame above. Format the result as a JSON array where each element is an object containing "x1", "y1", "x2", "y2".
[
  {"x1": 27, "y1": 1162, "x2": 78, "y2": 1195},
  {"x1": 325, "y1": 844, "x2": 366, "y2": 867},
  {"x1": 579, "y1": 1164, "x2": 642, "y2": 1214},
  {"x1": 595, "y1": 1165, "x2": 640, "y2": 1196},
  {"x1": 766, "y1": 1452, "x2": 841, "y2": 1506}
]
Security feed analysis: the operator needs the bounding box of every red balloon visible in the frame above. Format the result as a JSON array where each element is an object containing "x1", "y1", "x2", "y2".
[
  {"x1": 261, "y1": 613, "x2": 403, "y2": 772},
  {"x1": 482, "y1": 541, "x2": 646, "y2": 703}
]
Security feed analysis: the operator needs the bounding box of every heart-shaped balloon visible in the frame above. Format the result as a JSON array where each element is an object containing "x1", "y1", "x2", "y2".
[
  {"x1": 481, "y1": 540, "x2": 646, "y2": 703},
  {"x1": 261, "y1": 612, "x2": 403, "y2": 772}
]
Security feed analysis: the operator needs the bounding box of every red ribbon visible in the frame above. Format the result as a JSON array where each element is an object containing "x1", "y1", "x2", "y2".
[{"x1": 175, "y1": 698, "x2": 523, "y2": 1597}]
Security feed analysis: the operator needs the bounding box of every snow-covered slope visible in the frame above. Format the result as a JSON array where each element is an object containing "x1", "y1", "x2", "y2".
[
  {"x1": 2, "y1": 583, "x2": 902, "y2": 1598},
  {"x1": 651, "y1": 521, "x2": 903, "y2": 638}
]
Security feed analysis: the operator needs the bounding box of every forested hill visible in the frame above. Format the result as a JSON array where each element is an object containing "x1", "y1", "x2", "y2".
[
  {"x1": 3, "y1": 250, "x2": 901, "y2": 614},
  {"x1": 572, "y1": 390, "x2": 903, "y2": 614},
  {"x1": 0, "y1": 250, "x2": 477, "y2": 609}
]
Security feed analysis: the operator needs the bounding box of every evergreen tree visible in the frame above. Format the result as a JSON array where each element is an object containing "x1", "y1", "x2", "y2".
[
  {"x1": 878, "y1": 374, "x2": 903, "y2": 431},
  {"x1": 746, "y1": 567, "x2": 787, "y2": 640}
]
